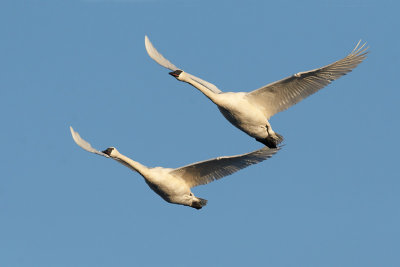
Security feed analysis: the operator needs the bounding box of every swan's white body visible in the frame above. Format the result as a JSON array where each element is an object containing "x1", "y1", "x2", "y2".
[
  {"x1": 70, "y1": 127, "x2": 279, "y2": 209},
  {"x1": 145, "y1": 36, "x2": 368, "y2": 147}
]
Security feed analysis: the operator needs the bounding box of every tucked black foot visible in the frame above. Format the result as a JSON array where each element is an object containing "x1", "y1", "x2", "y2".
[
  {"x1": 256, "y1": 132, "x2": 284, "y2": 148},
  {"x1": 256, "y1": 137, "x2": 278, "y2": 148},
  {"x1": 191, "y1": 198, "x2": 208, "y2": 210}
]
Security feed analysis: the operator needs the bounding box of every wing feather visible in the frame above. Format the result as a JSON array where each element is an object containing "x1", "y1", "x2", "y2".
[
  {"x1": 246, "y1": 41, "x2": 368, "y2": 118},
  {"x1": 70, "y1": 126, "x2": 110, "y2": 158},
  {"x1": 169, "y1": 146, "x2": 280, "y2": 188},
  {"x1": 145, "y1": 35, "x2": 179, "y2": 71},
  {"x1": 145, "y1": 35, "x2": 222, "y2": 94}
]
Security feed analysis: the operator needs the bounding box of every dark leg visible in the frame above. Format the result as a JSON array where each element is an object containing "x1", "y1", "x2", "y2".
[{"x1": 256, "y1": 137, "x2": 278, "y2": 148}]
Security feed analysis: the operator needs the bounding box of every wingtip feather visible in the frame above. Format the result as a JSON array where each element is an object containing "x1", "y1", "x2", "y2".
[
  {"x1": 351, "y1": 40, "x2": 369, "y2": 56},
  {"x1": 70, "y1": 126, "x2": 80, "y2": 144},
  {"x1": 69, "y1": 126, "x2": 110, "y2": 158},
  {"x1": 144, "y1": 35, "x2": 152, "y2": 54},
  {"x1": 144, "y1": 35, "x2": 179, "y2": 71}
]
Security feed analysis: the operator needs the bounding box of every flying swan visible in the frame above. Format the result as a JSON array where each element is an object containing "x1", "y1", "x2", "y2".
[
  {"x1": 145, "y1": 36, "x2": 368, "y2": 148},
  {"x1": 70, "y1": 126, "x2": 279, "y2": 209}
]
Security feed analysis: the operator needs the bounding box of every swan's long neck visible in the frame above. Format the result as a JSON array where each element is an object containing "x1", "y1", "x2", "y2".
[
  {"x1": 179, "y1": 72, "x2": 219, "y2": 104},
  {"x1": 112, "y1": 152, "x2": 150, "y2": 177}
]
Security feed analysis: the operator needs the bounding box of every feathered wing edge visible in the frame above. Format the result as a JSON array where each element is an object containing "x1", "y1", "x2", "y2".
[
  {"x1": 169, "y1": 146, "x2": 280, "y2": 188},
  {"x1": 70, "y1": 126, "x2": 110, "y2": 158},
  {"x1": 145, "y1": 35, "x2": 179, "y2": 71},
  {"x1": 246, "y1": 41, "x2": 369, "y2": 118},
  {"x1": 145, "y1": 35, "x2": 222, "y2": 94}
]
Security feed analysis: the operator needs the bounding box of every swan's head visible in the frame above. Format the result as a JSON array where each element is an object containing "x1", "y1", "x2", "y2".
[
  {"x1": 102, "y1": 147, "x2": 119, "y2": 157},
  {"x1": 169, "y1": 70, "x2": 183, "y2": 79}
]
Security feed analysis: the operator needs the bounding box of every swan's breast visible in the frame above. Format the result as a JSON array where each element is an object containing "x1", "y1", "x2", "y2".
[
  {"x1": 144, "y1": 168, "x2": 189, "y2": 202},
  {"x1": 216, "y1": 92, "x2": 269, "y2": 138},
  {"x1": 217, "y1": 93, "x2": 266, "y2": 125}
]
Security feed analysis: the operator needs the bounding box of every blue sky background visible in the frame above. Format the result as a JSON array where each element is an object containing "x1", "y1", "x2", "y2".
[{"x1": 1, "y1": 0, "x2": 399, "y2": 266}]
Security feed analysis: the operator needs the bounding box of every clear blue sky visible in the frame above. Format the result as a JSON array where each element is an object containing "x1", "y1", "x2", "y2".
[{"x1": 1, "y1": 0, "x2": 399, "y2": 266}]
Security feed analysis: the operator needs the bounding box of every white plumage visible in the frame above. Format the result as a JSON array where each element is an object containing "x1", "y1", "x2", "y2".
[
  {"x1": 70, "y1": 126, "x2": 279, "y2": 209},
  {"x1": 145, "y1": 36, "x2": 368, "y2": 148}
]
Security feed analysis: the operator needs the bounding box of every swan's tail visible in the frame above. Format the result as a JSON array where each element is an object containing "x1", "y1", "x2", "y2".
[
  {"x1": 256, "y1": 132, "x2": 284, "y2": 149},
  {"x1": 191, "y1": 197, "x2": 208, "y2": 210}
]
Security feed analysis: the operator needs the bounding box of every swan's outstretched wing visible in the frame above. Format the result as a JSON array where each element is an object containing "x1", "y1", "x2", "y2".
[
  {"x1": 70, "y1": 126, "x2": 110, "y2": 158},
  {"x1": 145, "y1": 35, "x2": 222, "y2": 94},
  {"x1": 145, "y1": 35, "x2": 179, "y2": 71},
  {"x1": 246, "y1": 41, "x2": 368, "y2": 118},
  {"x1": 170, "y1": 146, "x2": 280, "y2": 188}
]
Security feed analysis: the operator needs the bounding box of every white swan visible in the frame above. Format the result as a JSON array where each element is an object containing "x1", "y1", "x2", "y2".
[
  {"x1": 70, "y1": 126, "x2": 279, "y2": 209},
  {"x1": 145, "y1": 36, "x2": 368, "y2": 148}
]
